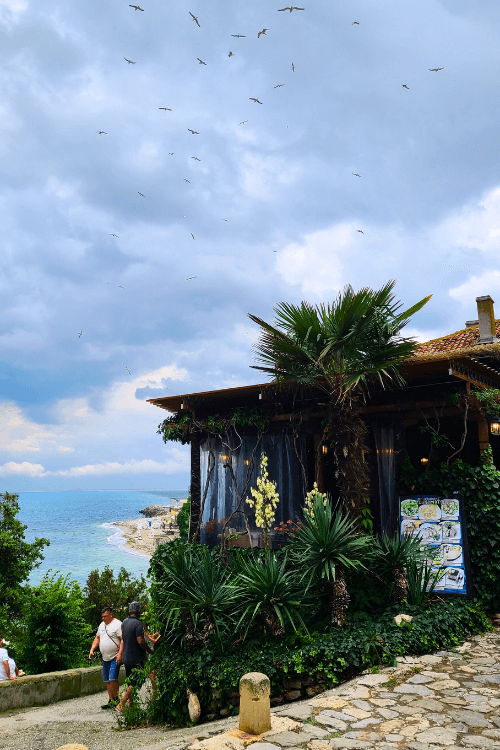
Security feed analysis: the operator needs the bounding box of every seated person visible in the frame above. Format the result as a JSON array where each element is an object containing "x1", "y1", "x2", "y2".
[{"x1": 0, "y1": 637, "x2": 23, "y2": 681}]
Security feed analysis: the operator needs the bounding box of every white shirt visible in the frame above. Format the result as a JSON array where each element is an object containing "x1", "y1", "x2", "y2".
[
  {"x1": 0, "y1": 649, "x2": 13, "y2": 680},
  {"x1": 97, "y1": 619, "x2": 122, "y2": 662}
]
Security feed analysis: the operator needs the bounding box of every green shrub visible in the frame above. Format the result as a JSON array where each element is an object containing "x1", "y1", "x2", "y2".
[
  {"x1": 148, "y1": 598, "x2": 489, "y2": 726},
  {"x1": 399, "y1": 448, "x2": 500, "y2": 612},
  {"x1": 83, "y1": 566, "x2": 149, "y2": 631},
  {"x1": 16, "y1": 572, "x2": 92, "y2": 674},
  {"x1": 177, "y1": 495, "x2": 191, "y2": 541}
]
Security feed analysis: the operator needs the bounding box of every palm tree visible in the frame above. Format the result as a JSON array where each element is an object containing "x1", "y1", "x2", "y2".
[{"x1": 248, "y1": 281, "x2": 430, "y2": 518}]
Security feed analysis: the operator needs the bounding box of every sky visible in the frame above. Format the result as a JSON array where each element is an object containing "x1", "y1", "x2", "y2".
[{"x1": 1, "y1": 0, "x2": 500, "y2": 490}]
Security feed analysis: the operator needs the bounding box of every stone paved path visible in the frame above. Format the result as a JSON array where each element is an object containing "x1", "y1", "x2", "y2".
[
  {"x1": 184, "y1": 628, "x2": 500, "y2": 750},
  {"x1": 2, "y1": 628, "x2": 500, "y2": 750}
]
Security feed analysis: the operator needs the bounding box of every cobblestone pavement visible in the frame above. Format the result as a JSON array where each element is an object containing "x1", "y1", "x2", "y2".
[{"x1": 2, "y1": 628, "x2": 500, "y2": 750}]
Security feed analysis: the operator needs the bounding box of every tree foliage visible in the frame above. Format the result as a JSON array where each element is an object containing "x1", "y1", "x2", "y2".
[
  {"x1": 0, "y1": 491, "x2": 49, "y2": 625},
  {"x1": 83, "y1": 566, "x2": 149, "y2": 631},
  {"x1": 176, "y1": 495, "x2": 191, "y2": 541},
  {"x1": 16, "y1": 572, "x2": 92, "y2": 674}
]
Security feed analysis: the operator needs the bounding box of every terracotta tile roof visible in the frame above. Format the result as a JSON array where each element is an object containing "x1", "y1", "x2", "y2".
[{"x1": 414, "y1": 321, "x2": 500, "y2": 362}]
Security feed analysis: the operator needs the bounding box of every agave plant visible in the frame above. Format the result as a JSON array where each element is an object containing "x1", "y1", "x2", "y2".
[
  {"x1": 291, "y1": 495, "x2": 372, "y2": 626},
  {"x1": 234, "y1": 553, "x2": 310, "y2": 637},
  {"x1": 154, "y1": 544, "x2": 236, "y2": 648},
  {"x1": 406, "y1": 559, "x2": 445, "y2": 606},
  {"x1": 372, "y1": 533, "x2": 427, "y2": 604}
]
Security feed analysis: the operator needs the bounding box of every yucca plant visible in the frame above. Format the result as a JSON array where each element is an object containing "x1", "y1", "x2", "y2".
[
  {"x1": 372, "y1": 533, "x2": 427, "y2": 604},
  {"x1": 406, "y1": 560, "x2": 445, "y2": 606},
  {"x1": 155, "y1": 545, "x2": 236, "y2": 649},
  {"x1": 234, "y1": 553, "x2": 310, "y2": 638},
  {"x1": 290, "y1": 495, "x2": 372, "y2": 626}
]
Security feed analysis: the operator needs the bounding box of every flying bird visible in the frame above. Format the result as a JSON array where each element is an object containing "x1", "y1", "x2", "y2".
[
  {"x1": 197, "y1": 57, "x2": 207, "y2": 65},
  {"x1": 109, "y1": 233, "x2": 119, "y2": 237},
  {"x1": 239, "y1": 120, "x2": 248, "y2": 124},
  {"x1": 352, "y1": 173, "x2": 361, "y2": 177},
  {"x1": 228, "y1": 51, "x2": 234, "y2": 57},
  {"x1": 188, "y1": 128, "x2": 200, "y2": 134},
  {"x1": 124, "y1": 57, "x2": 136, "y2": 64},
  {"x1": 168, "y1": 152, "x2": 174, "y2": 155},
  {"x1": 97, "y1": 131, "x2": 108, "y2": 134},
  {"x1": 191, "y1": 233, "x2": 195, "y2": 240},
  {"x1": 429, "y1": 67, "x2": 444, "y2": 72},
  {"x1": 222, "y1": 218, "x2": 228, "y2": 221},
  {"x1": 189, "y1": 12, "x2": 200, "y2": 27},
  {"x1": 184, "y1": 178, "x2": 191, "y2": 183},
  {"x1": 129, "y1": 4, "x2": 144, "y2": 10},
  {"x1": 123, "y1": 365, "x2": 132, "y2": 375},
  {"x1": 250, "y1": 97, "x2": 262, "y2": 104},
  {"x1": 278, "y1": 6, "x2": 304, "y2": 12},
  {"x1": 402, "y1": 84, "x2": 409, "y2": 89},
  {"x1": 159, "y1": 107, "x2": 172, "y2": 111},
  {"x1": 138, "y1": 191, "x2": 145, "y2": 196},
  {"x1": 274, "y1": 83, "x2": 285, "y2": 88},
  {"x1": 231, "y1": 34, "x2": 246, "y2": 38},
  {"x1": 352, "y1": 21, "x2": 359, "y2": 25},
  {"x1": 357, "y1": 230, "x2": 364, "y2": 234},
  {"x1": 191, "y1": 156, "x2": 201, "y2": 161},
  {"x1": 186, "y1": 276, "x2": 197, "y2": 280},
  {"x1": 78, "y1": 331, "x2": 82, "y2": 337},
  {"x1": 291, "y1": 61, "x2": 295, "y2": 71},
  {"x1": 258, "y1": 28, "x2": 268, "y2": 38}
]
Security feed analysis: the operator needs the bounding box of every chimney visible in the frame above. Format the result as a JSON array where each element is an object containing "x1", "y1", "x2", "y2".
[{"x1": 476, "y1": 295, "x2": 499, "y2": 343}]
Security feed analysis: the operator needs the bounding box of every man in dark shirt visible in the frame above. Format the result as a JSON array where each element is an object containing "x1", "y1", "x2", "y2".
[{"x1": 116, "y1": 601, "x2": 152, "y2": 712}]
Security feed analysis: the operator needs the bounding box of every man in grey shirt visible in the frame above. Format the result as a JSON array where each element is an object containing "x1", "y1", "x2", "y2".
[{"x1": 116, "y1": 601, "x2": 152, "y2": 712}]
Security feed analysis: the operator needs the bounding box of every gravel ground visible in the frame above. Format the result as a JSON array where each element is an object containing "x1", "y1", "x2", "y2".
[{"x1": 0, "y1": 687, "x2": 233, "y2": 750}]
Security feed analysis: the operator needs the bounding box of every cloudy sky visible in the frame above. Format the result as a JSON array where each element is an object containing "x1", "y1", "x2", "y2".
[{"x1": 1, "y1": 0, "x2": 500, "y2": 490}]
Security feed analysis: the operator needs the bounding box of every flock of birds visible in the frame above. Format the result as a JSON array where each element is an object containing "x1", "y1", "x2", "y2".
[{"x1": 84, "y1": 4, "x2": 445, "y2": 376}]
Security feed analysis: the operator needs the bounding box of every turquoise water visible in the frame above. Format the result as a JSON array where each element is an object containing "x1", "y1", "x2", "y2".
[{"x1": 16, "y1": 490, "x2": 188, "y2": 586}]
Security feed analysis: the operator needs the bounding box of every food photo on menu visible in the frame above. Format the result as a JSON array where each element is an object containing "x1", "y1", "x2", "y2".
[
  {"x1": 418, "y1": 522, "x2": 442, "y2": 544},
  {"x1": 445, "y1": 567, "x2": 465, "y2": 588},
  {"x1": 441, "y1": 498, "x2": 460, "y2": 519},
  {"x1": 401, "y1": 518, "x2": 421, "y2": 537},
  {"x1": 442, "y1": 520, "x2": 461, "y2": 541},
  {"x1": 418, "y1": 499, "x2": 442, "y2": 521},
  {"x1": 441, "y1": 543, "x2": 463, "y2": 566}
]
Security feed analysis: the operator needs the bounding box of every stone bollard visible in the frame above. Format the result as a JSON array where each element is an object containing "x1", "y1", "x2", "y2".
[{"x1": 239, "y1": 672, "x2": 271, "y2": 735}]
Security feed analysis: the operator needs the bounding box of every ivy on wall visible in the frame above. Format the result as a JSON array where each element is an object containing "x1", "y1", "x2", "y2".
[
  {"x1": 399, "y1": 448, "x2": 500, "y2": 612},
  {"x1": 157, "y1": 405, "x2": 272, "y2": 445}
]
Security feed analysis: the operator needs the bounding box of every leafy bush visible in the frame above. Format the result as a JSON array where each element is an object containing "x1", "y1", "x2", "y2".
[
  {"x1": 0, "y1": 491, "x2": 49, "y2": 629},
  {"x1": 372, "y1": 533, "x2": 427, "y2": 604},
  {"x1": 177, "y1": 495, "x2": 191, "y2": 541},
  {"x1": 148, "y1": 598, "x2": 489, "y2": 726},
  {"x1": 83, "y1": 566, "x2": 149, "y2": 631},
  {"x1": 399, "y1": 448, "x2": 500, "y2": 611},
  {"x1": 16, "y1": 572, "x2": 92, "y2": 674}
]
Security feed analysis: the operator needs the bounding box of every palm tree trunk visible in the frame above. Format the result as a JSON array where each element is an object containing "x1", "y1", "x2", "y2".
[
  {"x1": 330, "y1": 568, "x2": 350, "y2": 627},
  {"x1": 325, "y1": 398, "x2": 370, "y2": 521},
  {"x1": 393, "y1": 567, "x2": 408, "y2": 604},
  {"x1": 265, "y1": 608, "x2": 285, "y2": 637}
]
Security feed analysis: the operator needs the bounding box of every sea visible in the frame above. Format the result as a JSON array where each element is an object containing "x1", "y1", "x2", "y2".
[{"x1": 15, "y1": 490, "x2": 188, "y2": 587}]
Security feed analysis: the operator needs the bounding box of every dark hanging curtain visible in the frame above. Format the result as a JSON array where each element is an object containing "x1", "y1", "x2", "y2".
[
  {"x1": 199, "y1": 431, "x2": 307, "y2": 545},
  {"x1": 373, "y1": 424, "x2": 397, "y2": 535}
]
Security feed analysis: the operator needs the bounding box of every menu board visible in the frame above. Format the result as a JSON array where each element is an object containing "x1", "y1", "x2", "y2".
[{"x1": 399, "y1": 494, "x2": 469, "y2": 595}]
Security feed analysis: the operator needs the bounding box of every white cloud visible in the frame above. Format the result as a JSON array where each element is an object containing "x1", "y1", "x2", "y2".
[
  {"x1": 0, "y1": 461, "x2": 46, "y2": 477},
  {"x1": 449, "y1": 270, "x2": 500, "y2": 305},
  {"x1": 0, "y1": 402, "x2": 56, "y2": 452}
]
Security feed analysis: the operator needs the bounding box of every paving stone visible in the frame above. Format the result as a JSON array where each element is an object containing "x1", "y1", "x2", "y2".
[
  {"x1": 432, "y1": 680, "x2": 462, "y2": 690},
  {"x1": 483, "y1": 728, "x2": 500, "y2": 738},
  {"x1": 343, "y1": 707, "x2": 372, "y2": 719},
  {"x1": 473, "y1": 675, "x2": 500, "y2": 684},
  {"x1": 460, "y1": 737, "x2": 496, "y2": 747},
  {"x1": 369, "y1": 698, "x2": 395, "y2": 707},
  {"x1": 420, "y1": 655, "x2": 444, "y2": 665},
  {"x1": 384, "y1": 734, "x2": 404, "y2": 742},
  {"x1": 357, "y1": 674, "x2": 389, "y2": 686},
  {"x1": 245, "y1": 745, "x2": 281, "y2": 750},
  {"x1": 408, "y1": 674, "x2": 435, "y2": 684},
  {"x1": 350, "y1": 718, "x2": 380, "y2": 729},
  {"x1": 449, "y1": 710, "x2": 491, "y2": 727},
  {"x1": 410, "y1": 697, "x2": 445, "y2": 711},
  {"x1": 462, "y1": 703, "x2": 491, "y2": 713},
  {"x1": 376, "y1": 708, "x2": 398, "y2": 719},
  {"x1": 314, "y1": 713, "x2": 347, "y2": 730},
  {"x1": 376, "y1": 692, "x2": 397, "y2": 699},
  {"x1": 413, "y1": 726, "x2": 458, "y2": 745},
  {"x1": 300, "y1": 725, "x2": 328, "y2": 739},
  {"x1": 422, "y1": 671, "x2": 451, "y2": 679},
  {"x1": 318, "y1": 709, "x2": 354, "y2": 722},
  {"x1": 328, "y1": 740, "x2": 374, "y2": 749},
  {"x1": 397, "y1": 704, "x2": 424, "y2": 715},
  {"x1": 277, "y1": 704, "x2": 312, "y2": 721},
  {"x1": 351, "y1": 700, "x2": 373, "y2": 711},
  {"x1": 393, "y1": 684, "x2": 434, "y2": 696},
  {"x1": 469, "y1": 658, "x2": 497, "y2": 666},
  {"x1": 261, "y1": 731, "x2": 303, "y2": 747}
]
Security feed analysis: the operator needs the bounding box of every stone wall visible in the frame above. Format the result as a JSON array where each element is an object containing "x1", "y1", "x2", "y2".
[{"x1": 0, "y1": 665, "x2": 125, "y2": 713}]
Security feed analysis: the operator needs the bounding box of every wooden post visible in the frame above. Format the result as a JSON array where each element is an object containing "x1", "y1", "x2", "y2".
[
  {"x1": 477, "y1": 414, "x2": 490, "y2": 457},
  {"x1": 189, "y1": 433, "x2": 201, "y2": 541}
]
